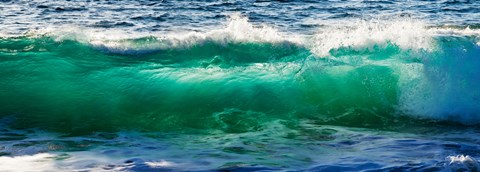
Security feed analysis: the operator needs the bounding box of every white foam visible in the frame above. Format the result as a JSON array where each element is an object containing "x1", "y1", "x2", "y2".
[
  {"x1": 145, "y1": 160, "x2": 176, "y2": 168},
  {"x1": 77, "y1": 17, "x2": 478, "y2": 56},
  {"x1": 19, "y1": 14, "x2": 300, "y2": 55},
  {"x1": 3, "y1": 15, "x2": 479, "y2": 57},
  {"x1": 430, "y1": 26, "x2": 480, "y2": 37},
  {"x1": 209, "y1": 13, "x2": 290, "y2": 43},
  {"x1": 310, "y1": 19, "x2": 434, "y2": 56},
  {"x1": 445, "y1": 155, "x2": 480, "y2": 171},
  {"x1": 0, "y1": 153, "x2": 59, "y2": 172}
]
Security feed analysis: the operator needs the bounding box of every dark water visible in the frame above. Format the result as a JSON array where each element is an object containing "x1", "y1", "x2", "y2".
[
  {"x1": 1, "y1": 0, "x2": 480, "y2": 171},
  {"x1": 1, "y1": 0, "x2": 480, "y2": 34}
]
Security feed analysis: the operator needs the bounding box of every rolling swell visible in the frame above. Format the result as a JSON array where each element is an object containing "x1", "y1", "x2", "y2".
[{"x1": 0, "y1": 30, "x2": 479, "y2": 134}]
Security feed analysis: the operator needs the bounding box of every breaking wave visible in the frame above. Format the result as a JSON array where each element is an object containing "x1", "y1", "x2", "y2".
[{"x1": 1, "y1": 16, "x2": 480, "y2": 133}]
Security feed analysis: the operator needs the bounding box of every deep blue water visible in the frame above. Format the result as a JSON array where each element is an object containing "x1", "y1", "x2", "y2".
[{"x1": 1, "y1": 0, "x2": 480, "y2": 35}]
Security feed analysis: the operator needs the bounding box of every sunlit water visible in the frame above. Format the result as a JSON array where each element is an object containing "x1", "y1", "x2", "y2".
[{"x1": 1, "y1": 0, "x2": 480, "y2": 171}]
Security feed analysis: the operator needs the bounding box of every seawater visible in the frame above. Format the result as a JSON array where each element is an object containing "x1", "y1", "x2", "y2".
[{"x1": 1, "y1": 0, "x2": 480, "y2": 171}]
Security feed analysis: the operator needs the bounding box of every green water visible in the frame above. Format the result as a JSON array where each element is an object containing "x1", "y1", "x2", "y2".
[{"x1": 0, "y1": 36, "x2": 479, "y2": 135}]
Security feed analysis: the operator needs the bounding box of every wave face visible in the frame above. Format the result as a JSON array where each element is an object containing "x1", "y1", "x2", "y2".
[{"x1": 1, "y1": 18, "x2": 479, "y2": 134}]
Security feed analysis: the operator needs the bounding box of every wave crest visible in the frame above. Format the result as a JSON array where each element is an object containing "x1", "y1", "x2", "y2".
[{"x1": 311, "y1": 19, "x2": 433, "y2": 56}]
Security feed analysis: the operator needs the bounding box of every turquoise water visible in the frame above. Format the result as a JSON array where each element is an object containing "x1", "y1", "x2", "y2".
[{"x1": 1, "y1": 0, "x2": 480, "y2": 171}]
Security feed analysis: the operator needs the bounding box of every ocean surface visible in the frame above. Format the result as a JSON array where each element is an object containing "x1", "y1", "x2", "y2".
[{"x1": 1, "y1": 0, "x2": 480, "y2": 171}]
